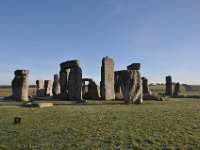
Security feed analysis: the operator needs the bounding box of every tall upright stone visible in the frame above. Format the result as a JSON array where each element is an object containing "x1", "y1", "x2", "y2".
[
  {"x1": 59, "y1": 69, "x2": 70, "y2": 98},
  {"x1": 119, "y1": 69, "x2": 143, "y2": 104},
  {"x1": 100, "y1": 57, "x2": 115, "y2": 100},
  {"x1": 53, "y1": 74, "x2": 61, "y2": 97},
  {"x1": 59, "y1": 60, "x2": 82, "y2": 100},
  {"x1": 44, "y1": 80, "x2": 53, "y2": 96},
  {"x1": 12, "y1": 70, "x2": 29, "y2": 101},
  {"x1": 142, "y1": 77, "x2": 152, "y2": 94},
  {"x1": 166, "y1": 76, "x2": 172, "y2": 96},
  {"x1": 68, "y1": 67, "x2": 82, "y2": 101},
  {"x1": 114, "y1": 71, "x2": 124, "y2": 100},
  {"x1": 83, "y1": 79, "x2": 100, "y2": 100},
  {"x1": 36, "y1": 80, "x2": 45, "y2": 97},
  {"x1": 82, "y1": 78, "x2": 93, "y2": 97},
  {"x1": 173, "y1": 82, "x2": 180, "y2": 97}
]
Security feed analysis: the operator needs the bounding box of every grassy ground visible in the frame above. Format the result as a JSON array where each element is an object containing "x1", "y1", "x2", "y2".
[
  {"x1": 0, "y1": 85, "x2": 199, "y2": 97},
  {"x1": 0, "y1": 99, "x2": 200, "y2": 149},
  {"x1": 0, "y1": 88, "x2": 36, "y2": 97},
  {"x1": 0, "y1": 87, "x2": 200, "y2": 149},
  {"x1": 149, "y1": 85, "x2": 200, "y2": 96}
]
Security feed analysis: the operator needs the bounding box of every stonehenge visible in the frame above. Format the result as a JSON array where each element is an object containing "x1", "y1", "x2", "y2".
[
  {"x1": 166, "y1": 76, "x2": 172, "y2": 96},
  {"x1": 10, "y1": 57, "x2": 185, "y2": 104},
  {"x1": 100, "y1": 57, "x2": 115, "y2": 100},
  {"x1": 12, "y1": 70, "x2": 29, "y2": 102}
]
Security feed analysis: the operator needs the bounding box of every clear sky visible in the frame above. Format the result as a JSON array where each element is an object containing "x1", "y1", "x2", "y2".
[{"x1": 0, "y1": 0, "x2": 200, "y2": 85}]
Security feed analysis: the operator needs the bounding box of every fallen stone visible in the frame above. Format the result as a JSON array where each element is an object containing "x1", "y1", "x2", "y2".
[
  {"x1": 38, "y1": 103, "x2": 53, "y2": 108},
  {"x1": 21, "y1": 101, "x2": 39, "y2": 107},
  {"x1": 143, "y1": 94, "x2": 164, "y2": 101}
]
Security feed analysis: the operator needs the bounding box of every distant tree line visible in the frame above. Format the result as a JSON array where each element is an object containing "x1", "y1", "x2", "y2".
[{"x1": 0, "y1": 85, "x2": 37, "y2": 88}]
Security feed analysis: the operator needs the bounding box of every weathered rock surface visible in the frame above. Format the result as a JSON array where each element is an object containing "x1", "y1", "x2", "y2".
[
  {"x1": 68, "y1": 67, "x2": 82, "y2": 101},
  {"x1": 22, "y1": 101, "x2": 53, "y2": 108},
  {"x1": 173, "y1": 82, "x2": 180, "y2": 97},
  {"x1": 44, "y1": 80, "x2": 53, "y2": 96},
  {"x1": 84, "y1": 80, "x2": 100, "y2": 100},
  {"x1": 12, "y1": 70, "x2": 29, "y2": 102},
  {"x1": 38, "y1": 103, "x2": 53, "y2": 108},
  {"x1": 100, "y1": 57, "x2": 115, "y2": 100},
  {"x1": 36, "y1": 80, "x2": 45, "y2": 97},
  {"x1": 143, "y1": 94, "x2": 164, "y2": 101},
  {"x1": 114, "y1": 71, "x2": 124, "y2": 100},
  {"x1": 60, "y1": 60, "x2": 80, "y2": 70},
  {"x1": 118, "y1": 70, "x2": 143, "y2": 104},
  {"x1": 142, "y1": 77, "x2": 152, "y2": 94},
  {"x1": 127, "y1": 63, "x2": 141, "y2": 70},
  {"x1": 166, "y1": 76, "x2": 172, "y2": 96},
  {"x1": 53, "y1": 74, "x2": 61, "y2": 97},
  {"x1": 59, "y1": 69, "x2": 70, "y2": 98},
  {"x1": 59, "y1": 60, "x2": 82, "y2": 100}
]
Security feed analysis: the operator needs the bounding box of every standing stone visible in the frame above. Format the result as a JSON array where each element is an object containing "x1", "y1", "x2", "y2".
[
  {"x1": 173, "y1": 82, "x2": 180, "y2": 97},
  {"x1": 114, "y1": 71, "x2": 124, "y2": 100},
  {"x1": 84, "y1": 80, "x2": 100, "y2": 100},
  {"x1": 100, "y1": 57, "x2": 115, "y2": 100},
  {"x1": 59, "y1": 69, "x2": 70, "y2": 98},
  {"x1": 12, "y1": 70, "x2": 29, "y2": 102},
  {"x1": 44, "y1": 80, "x2": 53, "y2": 96},
  {"x1": 142, "y1": 77, "x2": 152, "y2": 94},
  {"x1": 59, "y1": 60, "x2": 81, "y2": 99},
  {"x1": 68, "y1": 67, "x2": 82, "y2": 101},
  {"x1": 119, "y1": 70, "x2": 143, "y2": 104},
  {"x1": 53, "y1": 74, "x2": 61, "y2": 97},
  {"x1": 36, "y1": 80, "x2": 45, "y2": 97},
  {"x1": 82, "y1": 78, "x2": 92, "y2": 99},
  {"x1": 166, "y1": 76, "x2": 172, "y2": 96}
]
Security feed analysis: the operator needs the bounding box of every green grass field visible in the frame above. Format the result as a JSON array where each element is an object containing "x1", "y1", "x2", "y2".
[
  {"x1": 0, "y1": 87, "x2": 200, "y2": 149},
  {"x1": 0, "y1": 88, "x2": 36, "y2": 97},
  {"x1": 0, "y1": 99, "x2": 200, "y2": 149},
  {"x1": 149, "y1": 85, "x2": 200, "y2": 96}
]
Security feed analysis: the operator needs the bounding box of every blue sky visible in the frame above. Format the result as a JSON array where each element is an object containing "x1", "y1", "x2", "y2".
[{"x1": 0, "y1": 0, "x2": 200, "y2": 85}]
